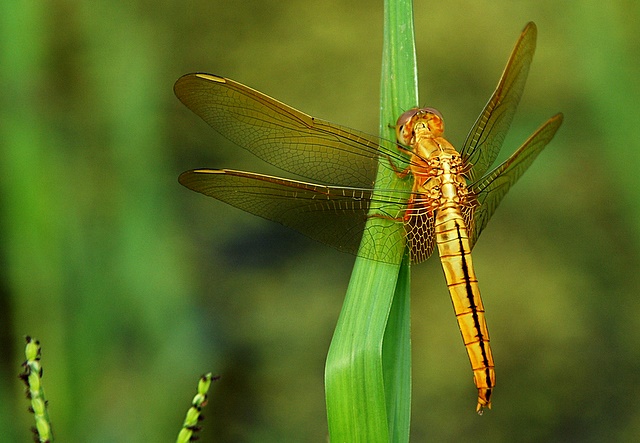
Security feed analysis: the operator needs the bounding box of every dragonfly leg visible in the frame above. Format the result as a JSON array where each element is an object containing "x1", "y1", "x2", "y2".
[{"x1": 383, "y1": 151, "x2": 412, "y2": 179}]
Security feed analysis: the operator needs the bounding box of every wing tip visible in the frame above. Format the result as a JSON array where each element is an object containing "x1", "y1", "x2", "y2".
[
  {"x1": 174, "y1": 72, "x2": 225, "y2": 96},
  {"x1": 523, "y1": 21, "x2": 537, "y2": 34}
]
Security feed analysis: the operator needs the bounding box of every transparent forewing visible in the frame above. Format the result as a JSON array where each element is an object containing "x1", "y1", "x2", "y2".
[
  {"x1": 460, "y1": 22, "x2": 537, "y2": 182},
  {"x1": 180, "y1": 169, "x2": 415, "y2": 260},
  {"x1": 468, "y1": 113, "x2": 563, "y2": 248},
  {"x1": 174, "y1": 74, "x2": 403, "y2": 188}
]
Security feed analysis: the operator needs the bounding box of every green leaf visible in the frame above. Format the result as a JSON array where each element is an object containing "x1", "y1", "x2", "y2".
[{"x1": 325, "y1": 0, "x2": 418, "y2": 441}]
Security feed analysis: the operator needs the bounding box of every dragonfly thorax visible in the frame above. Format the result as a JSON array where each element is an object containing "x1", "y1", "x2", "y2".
[{"x1": 414, "y1": 153, "x2": 470, "y2": 211}]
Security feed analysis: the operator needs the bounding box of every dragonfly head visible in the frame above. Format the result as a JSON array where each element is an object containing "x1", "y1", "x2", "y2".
[{"x1": 395, "y1": 107, "x2": 445, "y2": 146}]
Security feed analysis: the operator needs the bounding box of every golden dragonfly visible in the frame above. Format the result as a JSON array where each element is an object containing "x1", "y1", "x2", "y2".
[{"x1": 176, "y1": 22, "x2": 562, "y2": 413}]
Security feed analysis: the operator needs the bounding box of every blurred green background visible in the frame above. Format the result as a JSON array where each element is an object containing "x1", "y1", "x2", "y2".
[{"x1": 1, "y1": 0, "x2": 639, "y2": 441}]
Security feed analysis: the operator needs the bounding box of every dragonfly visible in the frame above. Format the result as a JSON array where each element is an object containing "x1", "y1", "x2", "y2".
[{"x1": 176, "y1": 22, "x2": 562, "y2": 413}]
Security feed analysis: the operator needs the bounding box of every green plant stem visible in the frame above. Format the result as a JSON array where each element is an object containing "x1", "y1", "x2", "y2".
[
  {"x1": 21, "y1": 337, "x2": 53, "y2": 443},
  {"x1": 176, "y1": 373, "x2": 216, "y2": 443}
]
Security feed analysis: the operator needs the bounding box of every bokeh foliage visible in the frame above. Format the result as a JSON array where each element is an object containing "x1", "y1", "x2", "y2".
[{"x1": 1, "y1": 0, "x2": 639, "y2": 441}]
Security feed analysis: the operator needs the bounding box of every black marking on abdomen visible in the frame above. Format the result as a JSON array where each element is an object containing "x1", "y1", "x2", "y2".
[{"x1": 454, "y1": 221, "x2": 493, "y2": 388}]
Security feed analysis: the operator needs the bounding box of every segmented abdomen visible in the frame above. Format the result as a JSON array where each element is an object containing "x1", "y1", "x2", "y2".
[{"x1": 435, "y1": 206, "x2": 495, "y2": 413}]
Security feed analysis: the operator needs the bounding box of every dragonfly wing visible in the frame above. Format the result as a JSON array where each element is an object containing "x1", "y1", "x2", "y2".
[
  {"x1": 180, "y1": 168, "x2": 378, "y2": 257},
  {"x1": 405, "y1": 204, "x2": 437, "y2": 263},
  {"x1": 468, "y1": 113, "x2": 563, "y2": 248},
  {"x1": 174, "y1": 73, "x2": 401, "y2": 187},
  {"x1": 460, "y1": 22, "x2": 537, "y2": 182}
]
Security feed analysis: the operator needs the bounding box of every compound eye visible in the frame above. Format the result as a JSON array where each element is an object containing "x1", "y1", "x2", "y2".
[
  {"x1": 422, "y1": 107, "x2": 443, "y2": 120},
  {"x1": 395, "y1": 108, "x2": 421, "y2": 144},
  {"x1": 396, "y1": 108, "x2": 421, "y2": 128}
]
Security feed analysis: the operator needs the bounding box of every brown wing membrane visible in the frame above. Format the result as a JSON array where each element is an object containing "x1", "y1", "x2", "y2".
[
  {"x1": 468, "y1": 113, "x2": 563, "y2": 248},
  {"x1": 180, "y1": 169, "x2": 409, "y2": 259},
  {"x1": 406, "y1": 207, "x2": 437, "y2": 263},
  {"x1": 174, "y1": 74, "x2": 403, "y2": 188},
  {"x1": 460, "y1": 22, "x2": 537, "y2": 182}
]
